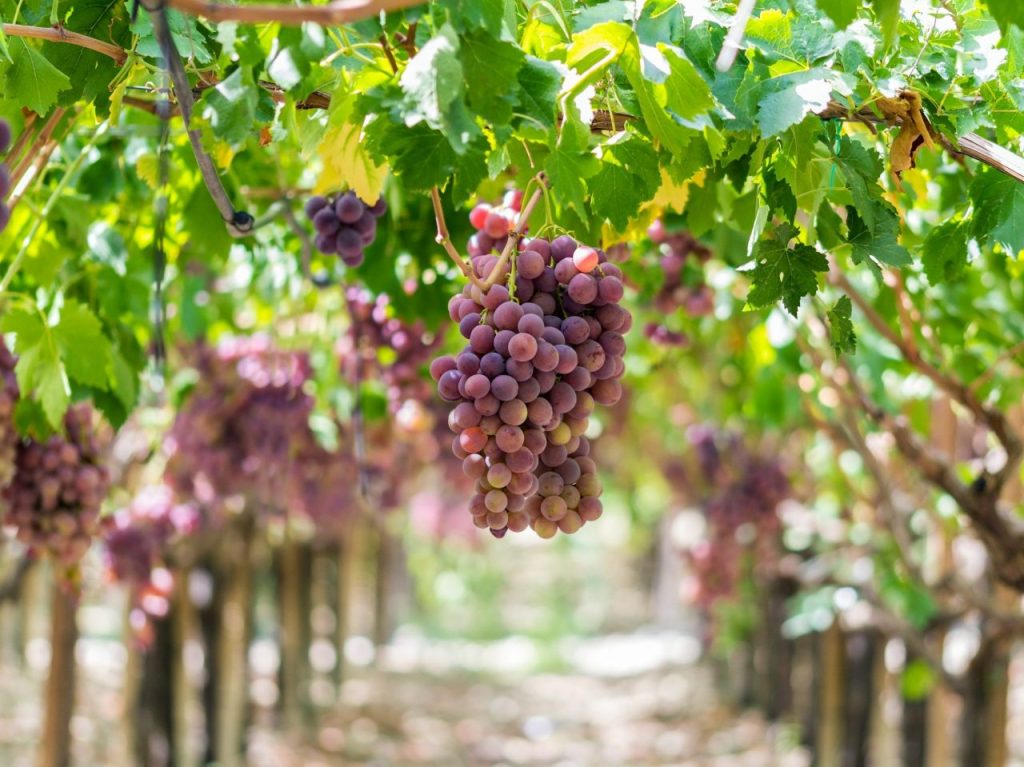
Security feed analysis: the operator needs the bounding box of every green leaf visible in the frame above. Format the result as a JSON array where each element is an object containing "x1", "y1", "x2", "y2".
[
  {"x1": 568, "y1": 22, "x2": 694, "y2": 155},
  {"x1": 827, "y1": 296, "x2": 857, "y2": 356},
  {"x1": 870, "y1": 0, "x2": 900, "y2": 49},
  {"x1": 970, "y1": 169, "x2": 1024, "y2": 255},
  {"x1": 43, "y1": 0, "x2": 130, "y2": 110},
  {"x1": 746, "y1": 229, "x2": 828, "y2": 315},
  {"x1": 201, "y1": 68, "x2": 260, "y2": 147},
  {"x1": 651, "y1": 44, "x2": 715, "y2": 121},
  {"x1": 902, "y1": 660, "x2": 937, "y2": 701},
  {"x1": 921, "y1": 221, "x2": 968, "y2": 285},
  {"x1": 835, "y1": 139, "x2": 885, "y2": 233},
  {"x1": 399, "y1": 24, "x2": 478, "y2": 153},
  {"x1": 758, "y1": 76, "x2": 834, "y2": 138},
  {"x1": 54, "y1": 301, "x2": 112, "y2": 390},
  {"x1": 461, "y1": 30, "x2": 524, "y2": 124},
  {"x1": 516, "y1": 56, "x2": 562, "y2": 129},
  {"x1": 988, "y1": 0, "x2": 1023, "y2": 33},
  {"x1": 3, "y1": 38, "x2": 71, "y2": 114},
  {"x1": 0, "y1": 310, "x2": 68, "y2": 428},
  {"x1": 132, "y1": 9, "x2": 212, "y2": 64},
  {"x1": 847, "y1": 205, "x2": 911, "y2": 267},
  {"x1": 815, "y1": 0, "x2": 860, "y2": 30}
]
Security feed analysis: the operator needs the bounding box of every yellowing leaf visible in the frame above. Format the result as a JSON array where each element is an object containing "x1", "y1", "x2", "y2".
[
  {"x1": 136, "y1": 154, "x2": 160, "y2": 189},
  {"x1": 316, "y1": 120, "x2": 388, "y2": 204}
]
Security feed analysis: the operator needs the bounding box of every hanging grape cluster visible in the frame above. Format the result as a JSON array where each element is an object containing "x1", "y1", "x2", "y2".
[
  {"x1": 682, "y1": 426, "x2": 790, "y2": 610},
  {"x1": 340, "y1": 287, "x2": 442, "y2": 432},
  {"x1": 0, "y1": 340, "x2": 19, "y2": 490},
  {"x1": 431, "y1": 192, "x2": 631, "y2": 539},
  {"x1": 304, "y1": 191, "x2": 387, "y2": 267},
  {"x1": 643, "y1": 221, "x2": 714, "y2": 347},
  {"x1": 103, "y1": 485, "x2": 199, "y2": 585},
  {"x1": 0, "y1": 119, "x2": 12, "y2": 233},
  {"x1": 164, "y1": 337, "x2": 316, "y2": 514},
  {"x1": 2, "y1": 404, "x2": 111, "y2": 568}
]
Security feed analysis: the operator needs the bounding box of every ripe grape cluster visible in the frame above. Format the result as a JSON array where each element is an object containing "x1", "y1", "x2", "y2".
[
  {"x1": 164, "y1": 338, "x2": 316, "y2": 513},
  {"x1": 0, "y1": 340, "x2": 19, "y2": 490},
  {"x1": 2, "y1": 404, "x2": 110, "y2": 568},
  {"x1": 341, "y1": 287, "x2": 442, "y2": 426},
  {"x1": 103, "y1": 485, "x2": 199, "y2": 585},
  {"x1": 431, "y1": 200, "x2": 631, "y2": 539},
  {"x1": 304, "y1": 191, "x2": 387, "y2": 267},
  {"x1": 0, "y1": 119, "x2": 12, "y2": 233},
  {"x1": 643, "y1": 221, "x2": 713, "y2": 346},
  {"x1": 683, "y1": 427, "x2": 790, "y2": 610}
]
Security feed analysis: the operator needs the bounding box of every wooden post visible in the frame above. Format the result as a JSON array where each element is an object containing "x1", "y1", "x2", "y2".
[
  {"x1": 842, "y1": 630, "x2": 875, "y2": 767},
  {"x1": 37, "y1": 584, "x2": 78, "y2": 767},
  {"x1": 816, "y1": 622, "x2": 846, "y2": 767},
  {"x1": 172, "y1": 571, "x2": 194, "y2": 767},
  {"x1": 277, "y1": 535, "x2": 312, "y2": 729},
  {"x1": 926, "y1": 397, "x2": 957, "y2": 767},
  {"x1": 868, "y1": 638, "x2": 902, "y2": 766},
  {"x1": 214, "y1": 519, "x2": 254, "y2": 767},
  {"x1": 334, "y1": 531, "x2": 357, "y2": 692}
]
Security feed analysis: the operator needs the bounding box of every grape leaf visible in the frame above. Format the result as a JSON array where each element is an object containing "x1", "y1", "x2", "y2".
[
  {"x1": 399, "y1": 24, "x2": 478, "y2": 153},
  {"x1": 746, "y1": 229, "x2": 828, "y2": 315},
  {"x1": 815, "y1": 0, "x2": 860, "y2": 30},
  {"x1": 461, "y1": 30, "x2": 525, "y2": 124},
  {"x1": 568, "y1": 22, "x2": 693, "y2": 155},
  {"x1": 54, "y1": 300, "x2": 113, "y2": 390},
  {"x1": 758, "y1": 75, "x2": 834, "y2": 138},
  {"x1": 0, "y1": 309, "x2": 68, "y2": 428},
  {"x1": 835, "y1": 138, "x2": 885, "y2": 233},
  {"x1": 132, "y1": 9, "x2": 212, "y2": 64},
  {"x1": 318, "y1": 119, "x2": 388, "y2": 204},
  {"x1": 3, "y1": 38, "x2": 71, "y2": 114},
  {"x1": 201, "y1": 68, "x2": 260, "y2": 148},
  {"x1": 516, "y1": 56, "x2": 562, "y2": 129},
  {"x1": 870, "y1": 0, "x2": 900, "y2": 49},
  {"x1": 988, "y1": 0, "x2": 1023, "y2": 32},
  {"x1": 970, "y1": 169, "x2": 1024, "y2": 254},
  {"x1": 827, "y1": 295, "x2": 857, "y2": 356},
  {"x1": 43, "y1": 0, "x2": 130, "y2": 110},
  {"x1": 921, "y1": 220, "x2": 968, "y2": 284},
  {"x1": 847, "y1": 205, "x2": 911, "y2": 267}
]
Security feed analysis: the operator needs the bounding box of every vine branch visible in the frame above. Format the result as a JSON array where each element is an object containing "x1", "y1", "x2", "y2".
[
  {"x1": 830, "y1": 266, "x2": 1023, "y2": 497},
  {"x1": 146, "y1": 3, "x2": 253, "y2": 237},
  {"x1": 164, "y1": 0, "x2": 424, "y2": 26},
  {"x1": 0, "y1": 23, "x2": 127, "y2": 64}
]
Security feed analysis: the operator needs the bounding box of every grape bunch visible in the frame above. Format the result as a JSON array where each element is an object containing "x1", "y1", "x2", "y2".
[
  {"x1": 643, "y1": 221, "x2": 714, "y2": 345},
  {"x1": 103, "y1": 485, "x2": 199, "y2": 585},
  {"x1": 2, "y1": 404, "x2": 111, "y2": 568},
  {"x1": 681, "y1": 427, "x2": 790, "y2": 610},
  {"x1": 431, "y1": 202, "x2": 631, "y2": 539},
  {"x1": 340, "y1": 287, "x2": 442, "y2": 424},
  {"x1": 0, "y1": 340, "x2": 19, "y2": 490},
  {"x1": 164, "y1": 337, "x2": 316, "y2": 513},
  {"x1": 304, "y1": 190, "x2": 387, "y2": 267},
  {"x1": 0, "y1": 119, "x2": 12, "y2": 233}
]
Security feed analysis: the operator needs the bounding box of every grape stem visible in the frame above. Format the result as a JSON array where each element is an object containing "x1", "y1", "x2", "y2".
[
  {"x1": 480, "y1": 176, "x2": 547, "y2": 290},
  {"x1": 144, "y1": 2, "x2": 254, "y2": 237},
  {"x1": 429, "y1": 187, "x2": 488, "y2": 290}
]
